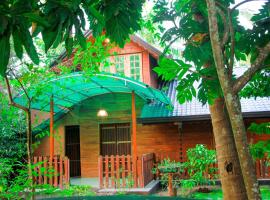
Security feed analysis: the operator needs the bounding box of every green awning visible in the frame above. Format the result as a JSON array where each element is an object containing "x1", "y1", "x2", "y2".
[{"x1": 14, "y1": 72, "x2": 171, "y2": 117}]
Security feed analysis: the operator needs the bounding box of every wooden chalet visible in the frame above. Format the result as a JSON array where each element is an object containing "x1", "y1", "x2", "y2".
[{"x1": 14, "y1": 35, "x2": 270, "y2": 191}]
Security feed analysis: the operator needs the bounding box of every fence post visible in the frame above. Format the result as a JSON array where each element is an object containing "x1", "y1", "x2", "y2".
[
  {"x1": 59, "y1": 156, "x2": 63, "y2": 189},
  {"x1": 111, "y1": 155, "x2": 115, "y2": 188},
  {"x1": 54, "y1": 156, "x2": 58, "y2": 187},
  {"x1": 116, "y1": 155, "x2": 120, "y2": 188},
  {"x1": 105, "y1": 156, "x2": 109, "y2": 188},
  {"x1": 98, "y1": 156, "x2": 103, "y2": 189},
  {"x1": 121, "y1": 155, "x2": 126, "y2": 187}
]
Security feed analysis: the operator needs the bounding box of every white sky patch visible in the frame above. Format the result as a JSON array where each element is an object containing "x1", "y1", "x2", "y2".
[{"x1": 233, "y1": 0, "x2": 267, "y2": 29}]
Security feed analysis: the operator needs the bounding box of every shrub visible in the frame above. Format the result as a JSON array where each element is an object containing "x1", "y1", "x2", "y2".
[{"x1": 182, "y1": 144, "x2": 217, "y2": 189}]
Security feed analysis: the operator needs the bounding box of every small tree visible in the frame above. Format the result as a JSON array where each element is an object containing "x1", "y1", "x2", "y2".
[{"x1": 182, "y1": 145, "x2": 217, "y2": 191}]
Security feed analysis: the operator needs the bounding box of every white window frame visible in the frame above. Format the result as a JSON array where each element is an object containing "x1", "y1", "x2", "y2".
[{"x1": 102, "y1": 53, "x2": 142, "y2": 81}]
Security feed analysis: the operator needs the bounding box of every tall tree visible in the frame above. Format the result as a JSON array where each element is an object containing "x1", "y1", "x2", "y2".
[
  {"x1": 206, "y1": 1, "x2": 270, "y2": 199},
  {"x1": 151, "y1": 0, "x2": 269, "y2": 199}
]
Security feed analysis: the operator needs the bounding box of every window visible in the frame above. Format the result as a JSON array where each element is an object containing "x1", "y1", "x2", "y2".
[
  {"x1": 130, "y1": 54, "x2": 141, "y2": 80},
  {"x1": 100, "y1": 123, "x2": 131, "y2": 156},
  {"x1": 102, "y1": 54, "x2": 142, "y2": 81},
  {"x1": 115, "y1": 56, "x2": 125, "y2": 75}
]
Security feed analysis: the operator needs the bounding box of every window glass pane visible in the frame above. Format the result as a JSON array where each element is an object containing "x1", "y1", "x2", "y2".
[
  {"x1": 115, "y1": 55, "x2": 124, "y2": 74},
  {"x1": 129, "y1": 54, "x2": 141, "y2": 80}
]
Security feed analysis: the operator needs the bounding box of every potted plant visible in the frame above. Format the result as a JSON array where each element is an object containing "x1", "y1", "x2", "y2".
[{"x1": 152, "y1": 158, "x2": 183, "y2": 196}]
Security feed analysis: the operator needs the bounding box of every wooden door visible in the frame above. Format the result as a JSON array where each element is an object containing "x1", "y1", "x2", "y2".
[
  {"x1": 100, "y1": 123, "x2": 131, "y2": 156},
  {"x1": 65, "y1": 125, "x2": 81, "y2": 177}
]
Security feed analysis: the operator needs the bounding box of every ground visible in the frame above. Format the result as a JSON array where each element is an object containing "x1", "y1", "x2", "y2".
[{"x1": 36, "y1": 185, "x2": 270, "y2": 199}]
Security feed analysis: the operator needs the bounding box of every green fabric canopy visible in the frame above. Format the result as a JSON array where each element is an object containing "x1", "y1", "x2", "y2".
[{"x1": 14, "y1": 72, "x2": 171, "y2": 116}]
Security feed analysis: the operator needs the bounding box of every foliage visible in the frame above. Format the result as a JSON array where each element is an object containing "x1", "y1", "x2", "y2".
[
  {"x1": 249, "y1": 122, "x2": 270, "y2": 135},
  {"x1": 182, "y1": 144, "x2": 217, "y2": 188},
  {"x1": 249, "y1": 122, "x2": 270, "y2": 160},
  {"x1": 153, "y1": 158, "x2": 183, "y2": 174},
  {"x1": 0, "y1": 79, "x2": 26, "y2": 159},
  {"x1": 0, "y1": 157, "x2": 95, "y2": 199},
  {"x1": 152, "y1": 158, "x2": 183, "y2": 189},
  {"x1": 240, "y1": 69, "x2": 270, "y2": 98},
  {"x1": 73, "y1": 35, "x2": 113, "y2": 74},
  {"x1": 0, "y1": 0, "x2": 144, "y2": 76},
  {"x1": 151, "y1": 0, "x2": 270, "y2": 105},
  {"x1": 191, "y1": 186, "x2": 270, "y2": 200}
]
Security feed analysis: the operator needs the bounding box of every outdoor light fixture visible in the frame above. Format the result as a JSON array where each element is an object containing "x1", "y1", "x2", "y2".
[{"x1": 97, "y1": 109, "x2": 108, "y2": 117}]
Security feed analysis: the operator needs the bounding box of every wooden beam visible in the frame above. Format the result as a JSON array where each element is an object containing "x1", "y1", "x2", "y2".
[
  {"x1": 50, "y1": 95, "x2": 54, "y2": 158},
  {"x1": 131, "y1": 91, "x2": 138, "y2": 187}
]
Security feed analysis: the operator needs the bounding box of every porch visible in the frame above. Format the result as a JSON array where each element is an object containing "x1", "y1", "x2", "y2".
[{"x1": 14, "y1": 72, "x2": 270, "y2": 191}]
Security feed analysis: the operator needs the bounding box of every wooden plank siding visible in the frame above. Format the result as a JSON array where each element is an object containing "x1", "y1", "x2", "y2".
[
  {"x1": 33, "y1": 93, "x2": 270, "y2": 178},
  {"x1": 108, "y1": 40, "x2": 157, "y2": 88},
  {"x1": 34, "y1": 93, "x2": 144, "y2": 177}
]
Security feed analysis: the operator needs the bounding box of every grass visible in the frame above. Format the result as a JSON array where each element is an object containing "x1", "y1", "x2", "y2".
[
  {"x1": 192, "y1": 186, "x2": 270, "y2": 199},
  {"x1": 38, "y1": 186, "x2": 270, "y2": 199}
]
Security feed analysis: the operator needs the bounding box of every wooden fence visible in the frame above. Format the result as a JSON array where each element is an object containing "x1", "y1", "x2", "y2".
[
  {"x1": 98, "y1": 153, "x2": 155, "y2": 189},
  {"x1": 255, "y1": 159, "x2": 270, "y2": 178},
  {"x1": 33, "y1": 155, "x2": 70, "y2": 189},
  {"x1": 154, "y1": 152, "x2": 270, "y2": 179}
]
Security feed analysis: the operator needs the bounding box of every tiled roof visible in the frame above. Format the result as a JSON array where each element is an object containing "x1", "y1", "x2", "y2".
[{"x1": 140, "y1": 79, "x2": 270, "y2": 122}]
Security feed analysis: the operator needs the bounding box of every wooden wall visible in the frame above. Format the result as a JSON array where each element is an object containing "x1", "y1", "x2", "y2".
[
  {"x1": 33, "y1": 95, "x2": 270, "y2": 178},
  {"x1": 137, "y1": 123, "x2": 180, "y2": 158},
  {"x1": 34, "y1": 93, "x2": 145, "y2": 177},
  {"x1": 180, "y1": 121, "x2": 215, "y2": 162},
  {"x1": 109, "y1": 40, "x2": 158, "y2": 88}
]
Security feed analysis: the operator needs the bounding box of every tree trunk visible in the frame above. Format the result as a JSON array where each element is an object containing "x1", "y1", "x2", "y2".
[
  {"x1": 26, "y1": 109, "x2": 34, "y2": 200},
  {"x1": 210, "y1": 98, "x2": 247, "y2": 200},
  {"x1": 206, "y1": 0, "x2": 260, "y2": 199}
]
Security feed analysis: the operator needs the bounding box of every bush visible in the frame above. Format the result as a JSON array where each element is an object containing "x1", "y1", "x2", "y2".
[{"x1": 181, "y1": 144, "x2": 217, "y2": 189}]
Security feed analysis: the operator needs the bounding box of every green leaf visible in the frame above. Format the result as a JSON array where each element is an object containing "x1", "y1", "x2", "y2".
[
  {"x1": 0, "y1": 33, "x2": 10, "y2": 76},
  {"x1": 88, "y1": 6, "x2": 105, "y2": 26},
  {"x1": 65, "y1": 37, "x2": 74, "y2": 57},
  {"x1": 22, "y1": 13, "x2": 50, "y2": 27},
  {"x1": 0, "y1": 16, "x2": 8, "y2": 35},
  {"x1": 52, "y1": 24, "x2": 63, "y2": 48},
  {"x1": 42, "y1": 29, "x2": 58, "y2": 52},
  {"x1": 12, "y1": 29, "x2": 23, "y2": 59},
  {"x1": 76, "y1": 29, "x2": 86, "y2": 50},
  {"x1": 19, "y1": 24, "x2": 39, "y2": 64}
]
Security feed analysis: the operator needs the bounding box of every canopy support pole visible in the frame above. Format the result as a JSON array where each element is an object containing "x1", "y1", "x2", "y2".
[
  {"x1": 132, "y1": 91, "x2": 137, "y2": 187},
  {"x1": 50, "y1": 95, "x2": 54, "y2": 158}
]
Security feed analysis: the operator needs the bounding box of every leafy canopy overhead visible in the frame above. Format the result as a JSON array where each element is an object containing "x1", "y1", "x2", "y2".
[
  {"x1": 152, "y1": 0, "x2": 270, "y2": 105},
  {"x1": 0, "y1": 0, "x2": 144, "y2": 76}
]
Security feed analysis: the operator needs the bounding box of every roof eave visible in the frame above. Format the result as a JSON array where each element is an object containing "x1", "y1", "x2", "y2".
[{"x1": 138, "y1": 111, "x2": 270, "y2": 124}]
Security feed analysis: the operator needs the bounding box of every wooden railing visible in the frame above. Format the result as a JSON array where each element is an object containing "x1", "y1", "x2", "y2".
[
  {"x1": 98, "y1": 155, "x2": 141, "y2": 188},
  {"x1": 255, "y1": 159, "x2": 270, "y2": 178},
  {"x1": 33, "y1": 155, "x2": 70, "y2": 189},
  {"x1": 98, "y1": 154, "x2": 155, "y2": 189},
  {"x1": 154, "y1": 152, "x2": 270, "y2": 180}
]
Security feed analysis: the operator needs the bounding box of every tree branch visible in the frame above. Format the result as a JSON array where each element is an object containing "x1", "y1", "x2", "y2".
[
  {"x1": 5, "y1": 76, "x2": 29, "y2": 112},
  {"x1": 228, "y1": 10, "x2": 235, "y2": 80},
  {"x1": 233, "y1": 41, "x2": 270, "y2": 93},
  {"x1": 216, "y1": 7, "x2": 229, "y2": 48},
  {"x1": 10, "y1": 70, "x2": 32, "y2": 102},
  {"x1": 215, "y1": 1, "x2": 227, "y2": 11},
  {"x1": 231, "y1": 0, "x2": 267, "y2": 12}
]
